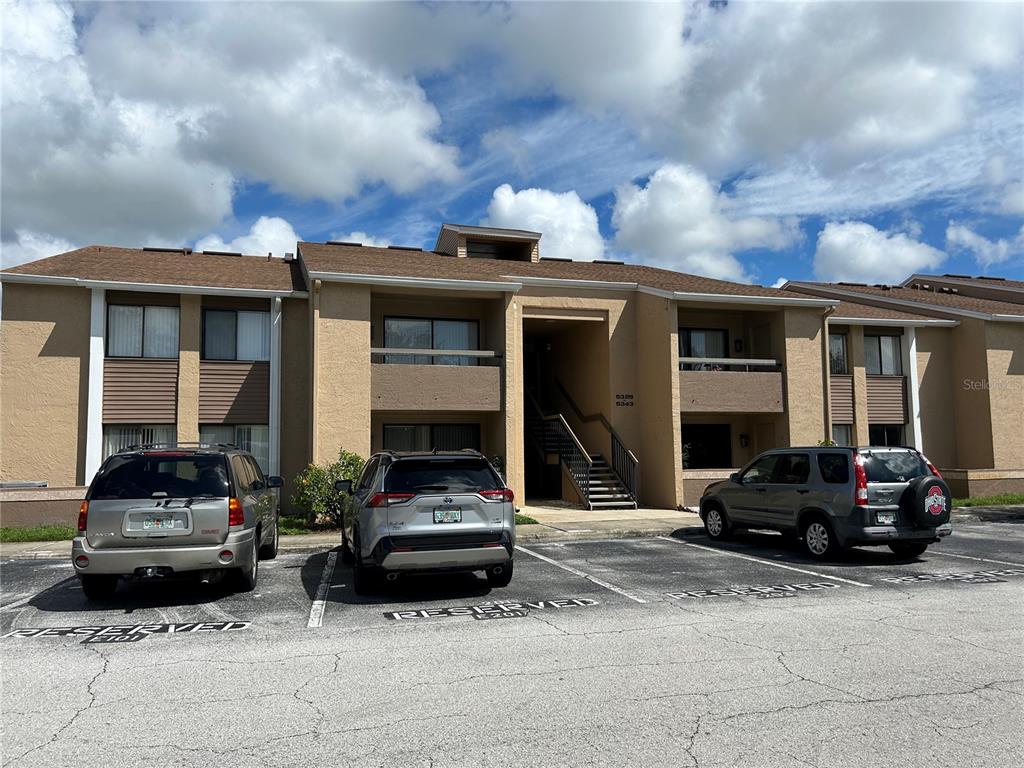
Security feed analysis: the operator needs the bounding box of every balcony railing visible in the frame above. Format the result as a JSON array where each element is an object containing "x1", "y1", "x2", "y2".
[
  {"x1": 679, "y1": 356, "x2": 780, "y2": 372},
  {"x1": 370, "y1": 347, "x2": 501, "y2": 366}
]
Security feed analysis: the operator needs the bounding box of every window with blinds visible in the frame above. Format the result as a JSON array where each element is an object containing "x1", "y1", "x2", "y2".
[
  {"x1": 203, "y1": 310, "x2": 270, "y2": 361},
  {"x1": 828, "y1": 333, "x2": 849, "y2": 375},
  {"x1": 382, "y1": 423, "x2": 481, "y2": 452},
  {"x1": 865, "y1": 334, "x2": 902, "y2": 376},
  {"x1": 199, "y1": 424, "x2": 270, "y2": 471},
  {"x1": 107, "y1": 305, "x2": 179, "y2": 358},
  {"x1": 383, "y1": 317, "x2": 479, "y2": 365},
  {"x1": 102, "y1": 424, "x2": 176, "y2": 458}
]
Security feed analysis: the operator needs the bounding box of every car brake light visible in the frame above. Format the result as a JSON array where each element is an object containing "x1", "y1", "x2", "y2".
[
  {"x1": 480, "y1": 489, "x2": 514, "y2": 502},
  {"x1": 853, "y1": 452, "x2": 869, "y2": 504},
  {"x1": 368, "y1": 493, "x2": 416, "y2": 507},
  {"x1": 921, "y1": 454, "x2": 942, "y2": 478},
  {"x1": 77, "y1": 501, "x2": 88, "y2": 533},
  {"x1": 228, "y1": 498, "x2": 244, "y2": 526}
]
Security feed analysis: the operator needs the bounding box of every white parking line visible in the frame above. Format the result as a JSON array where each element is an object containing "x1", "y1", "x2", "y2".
[
  {"x1": 0, "y1": 595, "x2": 32, "y2": 612},
  {"x1": 656, "y1": 536, "x2": 873, "y2": 588},
  {"x1": 306, "y1": 551, "x2": 338, "y2": 628},
  {"x1": 516, "y1": 545, "x2": 648, "y2": 603},
  {"x1": 928, "y1": 551, "x2": 1024, "y2": 568}
]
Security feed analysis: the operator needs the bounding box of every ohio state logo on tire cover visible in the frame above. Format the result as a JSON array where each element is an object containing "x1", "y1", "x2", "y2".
[{"x1": 925, "y1": 485, "x2": 947, "y2": 516}]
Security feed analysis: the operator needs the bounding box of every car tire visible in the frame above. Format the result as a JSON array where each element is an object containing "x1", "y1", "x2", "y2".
[
  {"x1": 801, "y1": 516, "x2": 839, "y2": 560},
  {"x1": 234, "y1": 537, "x2": 259, "y2": 592},
  {"x1": 259, "y1": 518, "x2": 279, "y2": 560},
  {"x1": 340, "y1": 532, "x2": 355, "y2": 566},
  {"x1": 888, "y1": 542, "x2": 928, "y2": 559},
  {"x1": 486, "y1": 561, "x2": 514, "y2": 588},
  {"x1": 80, "y1": 575, "x2": 118, "y2": 601},
  {"x1": 702, "y1": 503, "x2": 732, "y2": 540}
]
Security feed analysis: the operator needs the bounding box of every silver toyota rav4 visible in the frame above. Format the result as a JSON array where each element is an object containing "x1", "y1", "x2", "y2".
[
  {"x1": 699, "y1": 446, "x2": 953, "y2": 559},
  {"x1": 72, "y1": 443, "x2": 283, "y2": 600},
  {"x1": 335, "y1": 450, "x2": 516, "y2": 594}
]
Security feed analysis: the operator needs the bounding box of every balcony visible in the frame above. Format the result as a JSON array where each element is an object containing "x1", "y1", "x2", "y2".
[
  {"x1": 370, "y1": 348, "x2": 502, "y2": 412},
  {"x1": 678, "y1": 357, "x2": 784, "y2": 413}
]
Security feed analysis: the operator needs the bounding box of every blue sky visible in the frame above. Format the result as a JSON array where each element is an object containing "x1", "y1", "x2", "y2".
[{"x1": 2, "y1": 1, "x2": 1022, "y2": 286}]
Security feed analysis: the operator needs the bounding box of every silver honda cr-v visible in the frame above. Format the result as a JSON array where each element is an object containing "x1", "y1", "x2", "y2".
[
  {"x1": 335, "y1": 450, "x2": 516, "y2": 594},
  {"x1": 72, "y1": 443, "x2": 283, "y2": 599},
  {"x1": 699, "y1": 446, "x2": 953, "y2": 559}
]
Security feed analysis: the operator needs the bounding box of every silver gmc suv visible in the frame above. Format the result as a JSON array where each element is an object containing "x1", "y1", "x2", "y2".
[
  {"x1": 72, "y1": 443, "x2": 283, "y2": 599},
  {"x1": 699, "y1": 446, "x2": 953, "y2": 559},
  {"x1": 335, "y1": 450, "x2": 516, "y2": 594}
]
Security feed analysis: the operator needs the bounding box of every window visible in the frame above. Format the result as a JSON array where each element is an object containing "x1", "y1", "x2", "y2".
[
  {"x1": 865, "y1": 334, "x2": 902, "y2": 375},
  {"x1": 741, "y1": 454, "x2": 779, "y2": 484},
  {"x1": 466, "y1": 239, "x2": 529, "y2": 261},
  {"x1": 869, "y1": 424, "x2": 904, "y2": 447},
  {"x1": 817, "y1": 453, "x2": 850, "y2": 484},
  {"x1": 90, "y1": 453, "x2": 229, "y2": 499},
  {"x1": 385, "y1": 458, "x2": 502, "y2": 494},
  {"x1": 357, "y1": 457, "x2": 382, "y2": 491},
  {"x1": 828, "y1": 333, "x2": 848, "y2": 375},
  {"x1": 203, "y1": 310, "x2": 270, "y2": 361},
  {"x1": 831, "y1": 424, "x2": 853, "y2": 446},
  {"x1": 106, "y1": 305, "x2": 179, "y2": 358},
  {"x1": 383, "y1": 317, "x2": 479, "y2": 366},
  {"x1": 681, "y1": 423, "x2": 732, "y2": 468},
  {"x1": 772, "y1": 453, "x2": 811, "y2": 484},
  {"x1": 102, "y1": 425, "x2": 175, "y2": 459},
  {"x1": 382, "y1": 423, "x2": 481, "y2": 452},
  {"x1": 679, "y1": 329, "x2": 728, "y2": 370},
  {"x1": 200, "y1": 425, "x2": 270, "y2": 472},
  {"x1": 861, "y1": 450, "x2": 929, "y2": 482}
]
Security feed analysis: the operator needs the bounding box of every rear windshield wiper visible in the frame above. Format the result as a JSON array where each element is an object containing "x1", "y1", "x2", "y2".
[{"x1": 412, "y1": 484, "x2": 449, "y2": 491}]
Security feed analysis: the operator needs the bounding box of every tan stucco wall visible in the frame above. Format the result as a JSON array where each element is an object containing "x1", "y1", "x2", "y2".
[
  {"x1": 950, "y1": 319, "x2": 995, "y2": 468},
  {"x1": 985, "y1": 321, "x2": 1024, "y2": 468},
  {"x1": 281, "y1": 297, "x2": 312, "y2": 511},
  {"x1": 1, "y1": 283, "x2": 90, "y2": 485},
  {"x1": 915, "y1": 326, "x2": 956, "y2": 467},
  {"x1": 781, "y1": 307, "x2": 827, "y2": 446},
  {"x1": 371, "y1": 363, "x2": 502, "y2": 411},
  {"x1": 313, "y1": 282, "x2": 372, "y2": 462},
  {"x1": 678, "y1": 370, "x2": 784, "y2": 413},
  {"x1": 176, "y1": 294, "x2": 201, "y2": 443}
]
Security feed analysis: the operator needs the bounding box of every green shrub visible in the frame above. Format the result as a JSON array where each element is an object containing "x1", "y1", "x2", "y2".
[{"x1": 291, "y1": 448, "x2": 366, "y2": 528}]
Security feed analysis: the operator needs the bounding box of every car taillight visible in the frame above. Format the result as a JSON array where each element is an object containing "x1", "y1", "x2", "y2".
[
  {"x1": 228, "y1": 498, "x2": 244, "y2": 527},
  {"x1": 921, "y1": 454, "x2": 942, "y2": 478},
  {"x1": 77, "y1": 501, "x2": 88, "y2": 533},
  {"x1": 853, "y1": 452, "x2": 869, "y2": 504},
  {"x1": 368, "y1": 493, "x2": 416, "y2": 507},
  {"x1": 480, "y1": 489, "x2": 514, "y2": 502}
]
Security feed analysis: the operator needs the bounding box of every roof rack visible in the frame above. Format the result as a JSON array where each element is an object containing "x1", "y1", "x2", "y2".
[
  {"x1": 200, "y1": 250, "x2": 243, "y2": 257},
  {"x1": 143, "y1": 246, "x2": 192, "y2": 254},
  {"x1": 387, "y1": 245, "x2": 422, "y2": 251},
  {"x1": 326, "y1": 241, "x2": 362, "y2": 247},
  {"x1": 123, "y1": 442, "x2": 238, "y2": 452}
]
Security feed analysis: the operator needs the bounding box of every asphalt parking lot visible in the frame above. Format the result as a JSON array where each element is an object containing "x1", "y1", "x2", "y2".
[{"x1": 3, "y1": 519, "x2": 1023, "y2": 767}]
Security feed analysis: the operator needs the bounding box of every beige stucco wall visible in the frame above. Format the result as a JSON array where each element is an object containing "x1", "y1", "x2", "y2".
[
  {"x1": 313, "y1": 282, "x2": 372, "y2": 463},
  {"x1": 950, "y1": 319, "x2": 995, "y2": 468},
  {"x1": 1, "y1": 283, "x2": 90, "y2": 485},
  {"x1": 371, "y1": 364, "x2": 502, "y2": 411},
  {"x1": 781, "y1": 307, "x2": 827, "y2": 446},
  {"x1": 985, "y1": 321, "x2": 1024, "y2": 468},
  {"x1": 915, "y1": 326, "x2": 956, "y2": 467},
  {"x1": 176, "y1": 294, "x2": 201, "y2": 443}
]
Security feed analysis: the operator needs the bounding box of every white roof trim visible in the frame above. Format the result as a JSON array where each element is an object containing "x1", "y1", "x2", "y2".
[
  {"x1": 666, "y1": 287, "x2": 837, "y2": 308},
  {"x1": 785, "y1": 282, "x2": 1023, "y2": 321},
  {"x1": 307, "y1": 270, "x2": 522, "y2": 293},
  {"x1": 827, "y1": 316, "x2": 959, "y2": 327},
  {"x1": 0, "y1": 272, "x2": 307, "y2": 298},
  {"x1": 904, "y1": 274, "x2": 1024, "y2": 294},
  {"x1": 508, "y1": 275, "x2": 638, "y2": 291}
]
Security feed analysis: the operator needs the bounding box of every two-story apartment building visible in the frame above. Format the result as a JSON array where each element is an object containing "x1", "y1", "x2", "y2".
[{"x1": 2, "y1": 225, "x2": 1022, "y2": 523}]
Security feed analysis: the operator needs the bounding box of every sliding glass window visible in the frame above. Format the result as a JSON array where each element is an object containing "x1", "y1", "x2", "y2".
[
  {"x1": 865, "y1": 335, "x2": 902, "y2": 375},
  {"x1": 382, "y1": 423, "x2": 481, "y2": 452},
  {"x1": 828, "y1": 333, "x2": 849, "y2": 375},
  {"x1": 203, "y1": 310, "x2": 270, "y2": 361},
  {"x1": 679, "y1": 328, "x2": 728, "y2": 371},
  {"x1": 383, "y1": 317, "x2": 479, "y2": 365},
  {"x1": 107, "y1": 305, "x2": 179, "y2": 358}
]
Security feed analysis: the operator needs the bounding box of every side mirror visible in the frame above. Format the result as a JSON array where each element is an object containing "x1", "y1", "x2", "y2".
[
  {"x1": 266, "y1": 476, "x2": 284, "y2": 489},
  {"x1": 729, "y1": 473, "x2": 740, "y2": 484},
  {"x1": 334, "y1": 479, "x2": 353, "y2": 495},
  {"x1": 250, "y1": 480, "x2": 265, "y2": 492}
]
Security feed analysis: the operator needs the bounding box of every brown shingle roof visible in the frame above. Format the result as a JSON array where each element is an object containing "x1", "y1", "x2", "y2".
[
  {"x1": 298, "y1": 242, "x2": 813, "y2": 300},
  {"x1": 789, "y1": 282, "x2": 1024, "y2": 318},
  {"x1": 1, "y1": 246, "x2": 306, "y2": 293}
]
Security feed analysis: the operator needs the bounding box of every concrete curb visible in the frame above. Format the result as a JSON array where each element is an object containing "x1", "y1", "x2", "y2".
[{"x1": 951, "y1": 505, "x2": 1024, "y2": 523}]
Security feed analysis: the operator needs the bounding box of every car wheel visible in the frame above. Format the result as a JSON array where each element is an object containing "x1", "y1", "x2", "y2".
[
  {"x1": 703, "y1": 504, "x2": 731, "y2": 540},
  {"x1": 80, "y1": 575, "x2": 118, "y2": 601},
  {"x1": 888, "y1": 542, "x2": 928, "y2": 558},
  {"x1": 801, "y1": 517, "x2": 839, "y2": 560},
  {"x1": 234, "y1": 536, "x2": 259, "y2": 592},
  {"x1": 340, "y1": 531, "x2": 355, "y2": 566},
  {"x1": 259, "y1": 518, "x2": 279, "y2": 560},
  {"x1": 486, "y1": 561, "x2": 513, "y2": 588}
]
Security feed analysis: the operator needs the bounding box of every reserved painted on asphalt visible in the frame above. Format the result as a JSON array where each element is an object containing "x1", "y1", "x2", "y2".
[
  {"x1": 881, "y1": 568, "x2": 1024, "y2": 584},
  {"x1": 2, "y1": 621, "x2": 251, "y2": 644},
  {"x1": 666, "y1": 582, "x2": 841, "y2": 600},
  {"x1": 384, "y1": 597, "x2": 599, "y2": 621}
]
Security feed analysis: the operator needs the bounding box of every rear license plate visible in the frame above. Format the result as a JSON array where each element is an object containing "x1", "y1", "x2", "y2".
[
  {"x1": 433, "y1": 508, "x2": 462, "y2": 524},
  {"x1": 876, "y1": 511, "x2": 896, "y2": 525},
  {"x1": 143, "y1": 517, "x2": 179, "y2": 530}
]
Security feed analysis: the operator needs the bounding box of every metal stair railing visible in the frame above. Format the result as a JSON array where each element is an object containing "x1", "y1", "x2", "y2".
[{"x1": 525, "y1": 391, "x2": 593, "y2": 507}]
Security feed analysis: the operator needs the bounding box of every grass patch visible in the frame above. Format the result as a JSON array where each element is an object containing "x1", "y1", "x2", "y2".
[
  {"x1": 0, "y1": 525, "x2": 76, "y2": 543},
  {"x1": 515, "y1": 513, "x2": 539, "y2": 525},
  {"x1": 952, "y1": 493, "x2": 1024, "y2": 508},
  {"x1": 278, "y1": 517, "x2": 338, "y2": 536}
]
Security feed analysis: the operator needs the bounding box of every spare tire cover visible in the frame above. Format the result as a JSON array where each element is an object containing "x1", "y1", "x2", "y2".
[{"x1": 901, "y1": 475, "x2": 952, "y2": 527}]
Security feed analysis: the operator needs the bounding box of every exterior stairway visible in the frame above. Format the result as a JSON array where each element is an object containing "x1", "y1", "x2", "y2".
[{"x1": 587, "y1": 454, "x2": 638, "y2": 509}]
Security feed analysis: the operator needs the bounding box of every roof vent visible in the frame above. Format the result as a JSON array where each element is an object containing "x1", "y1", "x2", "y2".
[
  {"x1": 592, "y1": 259, "x2": 625, "y2": 265},
  {"x1": 326, "y1": 241, "x2": 362, "y2": 247},
  {"x1": 143, "y1": 246, "x2": 192, "y2": 254},
  {"x1": 976, "y1": 275, "x2": 1005, "y2": 281},
  {"x1": 943, "y1": 273, "x2": 971, "y2": 279},
  {"x1": 837, "y1": 282, "x2": 868, "y2": 287},
  {"x1": 387, "y1": 245, "x2": 423, "y2": 252},
  {"x1": 200, "y1": 250, "x2": 242, "y2": 257},
  {"x1": 540, "y1": 256, "x2": 573, "y2": 263},
  {"x1": 284, "y1": 252, "x2": 295, "y2": 262}
]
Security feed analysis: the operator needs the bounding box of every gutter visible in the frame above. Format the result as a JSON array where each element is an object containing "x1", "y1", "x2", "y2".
[
  {"x1": 827, "y1": 316, "x2": 959, "y2": 328},
  {"x1": 0, "y1": 272, "x2": 308, "y2": 299},
  {"x1": 637, "y1": 284, "x2": 837, "y2": 308},
  {"x1": 305, "y1": 270, "x2": 523, "y2": 293}
]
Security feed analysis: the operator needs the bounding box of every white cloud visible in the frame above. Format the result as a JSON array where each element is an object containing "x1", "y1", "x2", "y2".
[
  {"x1": 999, "y1": 182, "x2": 1024, "y2": 215},
  {"x1": 946, "y1": 223, "x2": 1024, "y2": 268},
  {"x1": 813, "y1": 222, "x2": 945, "y2": 284},
  {"x1": 195, "y1": 217, "x2": 300, "y2": 258},
  {"x1": 611, "y1": 165, "x2": 799, "y2": 282},
  {"x1": 330, "y1": 231, "x2": 392, "y2": 248},
  {"x1": 0, "y1": 230, "x2": 76, "y2": 269},
  {"x1": 483, "y1": 184, "x2": 604, "y2": 262}
]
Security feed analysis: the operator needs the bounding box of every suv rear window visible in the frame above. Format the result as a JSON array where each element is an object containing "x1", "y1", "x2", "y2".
[
  {"x1": 89, "y1": 454, "x2": 230, "y2": 499},
  {"x1": 385, "y1": 458, "x2": 501, "y2": 494},
  {"x1": 861, "y1": 450, "x2": 929, "y2": 483}
]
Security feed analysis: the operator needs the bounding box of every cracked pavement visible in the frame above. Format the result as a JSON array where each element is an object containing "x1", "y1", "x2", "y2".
[{"x1": 2, "y1": 519, "x2": 1022, "y2": 767}]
